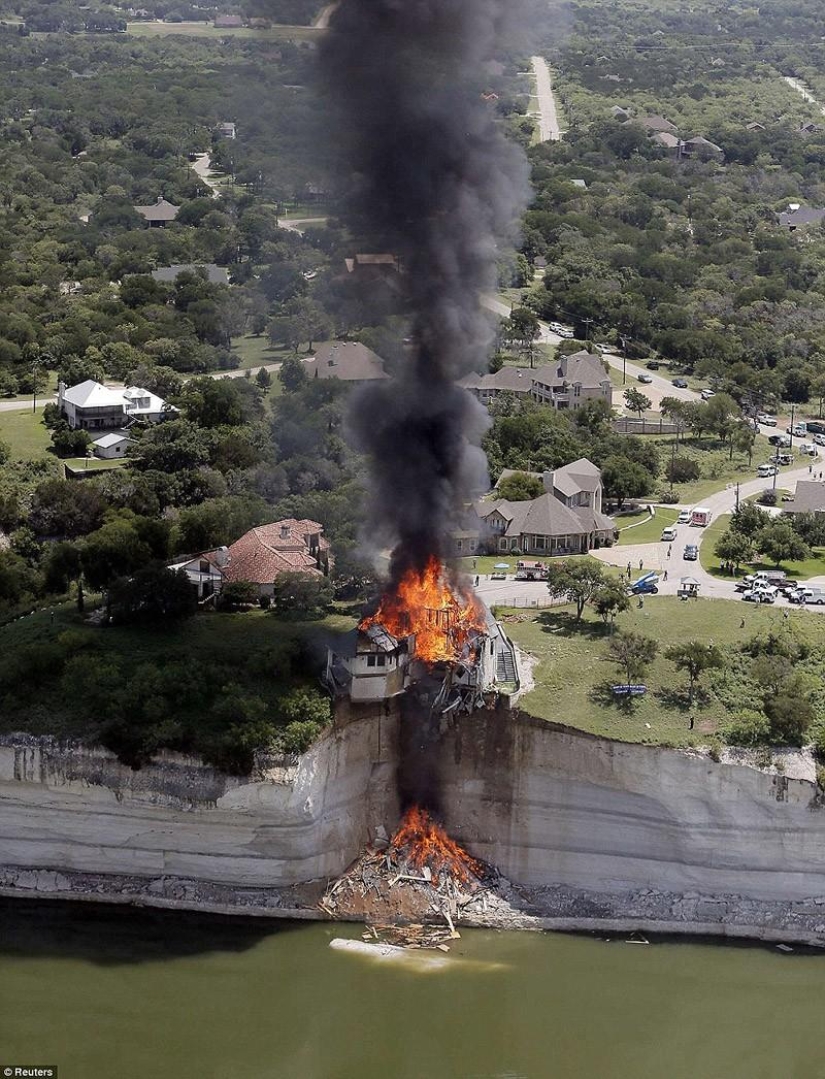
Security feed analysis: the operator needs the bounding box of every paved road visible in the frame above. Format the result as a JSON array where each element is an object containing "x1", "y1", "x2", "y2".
[
  {"x1": 189, "y1": 153, "x2": 221, "y2": 199},
  {"x1": 783, "y1": 75, "x2": 825, "y2": 114},
  {"x1": 531, "y1": 56, "x2": 563, "y2": 142},
  {"x1": 277, "y1": 217, "x2": 327, "y2": 235}
]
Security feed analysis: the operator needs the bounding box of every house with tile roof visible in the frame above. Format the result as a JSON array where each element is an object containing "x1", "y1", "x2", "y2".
[
  {"x1": 456, "y1": 458, "x2": 615, "y2": 557},
  {"x1": 172, "y1": 519, "x2": 332, "y2": 600}
]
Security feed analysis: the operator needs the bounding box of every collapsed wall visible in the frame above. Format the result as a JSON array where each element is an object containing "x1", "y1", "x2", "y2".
[{"x1": 4, "y1": 710, "x2": 825, "y2": 941}]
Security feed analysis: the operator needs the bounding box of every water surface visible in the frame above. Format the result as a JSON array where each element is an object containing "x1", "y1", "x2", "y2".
[{"x1": 2, "y1": 899, "x2": 822, "y2": 1079}]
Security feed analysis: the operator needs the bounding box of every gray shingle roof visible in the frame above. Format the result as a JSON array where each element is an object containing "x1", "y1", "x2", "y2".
[{"x1": 783, "y1": 481, "x2": 825, "y2": 514}]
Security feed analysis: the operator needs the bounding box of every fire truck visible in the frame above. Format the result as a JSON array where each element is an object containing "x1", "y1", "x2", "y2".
[{"x1": 514, "y1": 560, "x2": 549, "y2": 581}]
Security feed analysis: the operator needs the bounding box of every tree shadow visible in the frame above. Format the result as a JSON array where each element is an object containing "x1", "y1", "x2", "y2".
[
  {"x1": 653, "y1": 684, "x2": 710, "y2": 713},
  {"x1": 536, "y1": 609, "x2": 611, "y2": 641},
  {"x1": 589, "y1": 678, "x2": 640, "y2": 714}
]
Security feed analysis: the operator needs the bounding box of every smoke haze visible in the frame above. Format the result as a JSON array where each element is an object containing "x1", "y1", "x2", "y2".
[{"x1": 320, "y1": 0, "x2": 531, "y2": 581}]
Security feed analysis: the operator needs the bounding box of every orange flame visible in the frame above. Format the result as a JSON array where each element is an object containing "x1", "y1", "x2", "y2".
[
  {"x1": 390, "y1": 806, "x2": 483, "y2": 886},
  {"x1": 361, "y1": 555, "x2": 486, "y2": 665}
]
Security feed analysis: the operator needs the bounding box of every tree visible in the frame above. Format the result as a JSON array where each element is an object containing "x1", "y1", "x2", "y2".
[
  {"x1": 623, "y1": 387, "x2": 651, "y2": 419},
  {"x1": 545, "y1": 559, "x2": 608, "y2": 620},
  {"x1": 280, "y1": 355, "x2": 308, "y2": 393},
  {"x1": 270, "y1": 572, "x2": 334, "y2": 617},
  {"x1": 51, "y1": 427, "x2": 91, "y2": 458},
  {"x1": 664, "y1": 641, "x2": 724, "y2": 702},
  {"x1": 754, "y1": 520, "x2": 810, "y2": 567},
  {"x1": 591, "y1": 579, "x2": 630, "y2": 625},
  {"x1": 497, "y1": 472, "x2": 544, "y2": 500},
  {"x1": 764, "y1": 673, "x2": 817, "y2": 745},
  {"x1": 731, "y1": 421, "x2": 756, "y2": 464},
  {"x1": 607, "y1": 631, "x2": 658, "y2": 686},
  {"x1": 107, "y1": 567, "x2": 198, "y2": 624},
  {"x1": 730, "y1": 502, "x2": 770, "y2": 538},
  {"x1": 220, "y1": 580, "x2": 259, "y2": 609},
  {"x1": 600, "y1": 454, "x2": 653, "y2": 508},
  {"x1": 81, "y1": 517, "x2": 153, "y2": 590},
  {"x1": 724, "y1": 709, "x2": 771, "y2": 747},
  {"x1": 255, "y1": 367, "x2": 272, "y2": 392},
  {"x1": 666, "y1": 455, "x2": 700, "y2": 483},
  {"x1": 714, "y1": 529, "x2": 753, "y2": 574}
]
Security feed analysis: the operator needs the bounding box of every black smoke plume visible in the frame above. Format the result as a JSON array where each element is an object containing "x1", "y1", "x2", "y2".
[{"x1": 320, "y1": 0, "x2": 531, "y2": 582}]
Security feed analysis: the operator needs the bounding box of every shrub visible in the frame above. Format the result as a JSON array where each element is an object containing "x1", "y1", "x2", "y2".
[
  {"x1": 724, "y1": 709, "x2": 770, "y2": 747},
  {"x1": 666, "y1": 455, "x2": 700, "y2": 483},
  {"x1": 220, "y1": 580, "x2": 259, "y2": 610},
  {"x1": 280, "y1": 720, "x2": 324, "y2": 755},
  {"x1": 757, "y1": 488, "x2": 777, "y2": 506}
]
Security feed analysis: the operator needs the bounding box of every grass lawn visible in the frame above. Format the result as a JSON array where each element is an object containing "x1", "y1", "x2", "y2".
[
  {"x1": 0, "y1": 407, "x2": 50, "y2": 460},
  {"x1": 616, "y1": 506, "x2": 679, "y2": 545},
  {"x1": 505, "y1": 597, "x2": 817, "y2": 745},
  {"x1": 454, "y1": 555, "x2": 531, "y2": 577},
  {"x1": 230, "y1": 335, "x2": 292, "y2": 370},
  {"x1": 62, "y1": 457, "x2": 128, "y2": 473},
  {"x1": 126, "y1": 20, "x2": 321, "y2": 41}
]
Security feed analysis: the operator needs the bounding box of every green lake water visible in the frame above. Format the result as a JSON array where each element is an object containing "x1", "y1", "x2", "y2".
[{"x1": 2, "y1": 899, "x2": 824, "y2": 1079}]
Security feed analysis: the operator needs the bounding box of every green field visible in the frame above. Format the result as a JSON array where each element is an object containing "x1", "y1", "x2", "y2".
[
  {"x1": 616, "y1": 506, "x2": 679, "y2": 545},
  {"x1": 229, "y1": 335, "x2": 291, "y2": 371},
  {"x1": 126, "y1": 20, "x2": 321, "y2": 41},
  {"x1": 0, "y1": 407, "x2": 51, "y2": 460},
  {"x1": 505, "y1": 597, "x2": 815, "y2": 745}
]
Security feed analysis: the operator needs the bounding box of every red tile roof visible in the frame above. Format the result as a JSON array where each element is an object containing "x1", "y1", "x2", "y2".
[{"x1": 223, "y1": 519, "x2": 328, "y2": 585}]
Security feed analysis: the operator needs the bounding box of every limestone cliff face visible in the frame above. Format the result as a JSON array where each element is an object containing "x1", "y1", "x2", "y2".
[
  {"x1": 0, "y1": 710, "x2": 399, "y2": 888},
  {"x1": 2, "y1": 710, "x2": 825, "y2": 938},
  {"x1": 439, "y1": 713, "x2": 825, "y2": 903}
]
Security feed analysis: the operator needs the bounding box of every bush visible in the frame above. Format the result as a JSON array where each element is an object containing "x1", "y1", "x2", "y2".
[
  {"x1": 724, "y1": 709, "x2": 770, "y2": 747},
  {"x1": 666, "y1": 455, "x2": 700, "y2": 483},
  {"x1": 757, "y1": 488, "x2": 777, "y2": 506},
  {"x1": 279, "y1": 719, "x2": 324, "y2": 755},
  {"x1": 219, "y1": 580, "x2": 259, "y2": 610},
  {"x1": 271, "y1": 572, "x2": 334, "y2": 618}
]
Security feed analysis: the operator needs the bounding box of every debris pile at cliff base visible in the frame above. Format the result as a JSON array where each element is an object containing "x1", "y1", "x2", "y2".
[{"x1": 318, "y1": 830, "x2": 533, "y2": 946}]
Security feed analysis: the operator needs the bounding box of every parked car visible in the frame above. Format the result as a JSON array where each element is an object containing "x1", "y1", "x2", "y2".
[
  {"x1": 549, "y1": 322, "x2": 565, "y2": 334},
  {"x1": 638, "y1": 373, "x2": 653, "y2": 384},
  {"x1": 814, "y1": 434, "x2": 825, "y2": 447},
  {"x1": 768, "y1": 434, "x2": 791, "y2": 447},
  {"x1": 757, "y1": 413, "x2": 777, "y2": 426},
  {"x1": 742, "y1": 589, "x2": 776, "y2": 604},
  {"x1": 787, "y1": 424, "x2": 807, "y2": 437},
  {"x1": 677, "y1": 510, "x2": 691, "y2": 524},
  {"x1": 683, "y1": 544, "x2": 699, "y2": 561},
  {"x1": 757, "y1": 463, "x2": 778, "y2": 477},
  {"x1": 798, "y1": 442, "x2": 817, "y2": 457},
  {"x1": 558, "y1": 327, "x2": 575, "y2": 339},
  {"x1": 594, "y1": 343, "x2": 614, "y2": 354},
  {"x1": 772, "y1": 453, "x2": 795, "y2": 466},
  {"x1": 645, "y1": 360, "x2": 660, "y2": 370},
  {"x1": 672, "y1": 378, "x2": 688, "y2": 388},
  {"x1": 794, "y1": 589, "x2": 825, "y2": 606},
  {"x1": 743, "y1": 571, "x2": 787, "y2": 587},
  {"x1": 661, "y1": 526, "x2": 678, "y2": 542},
  {"x1": 701, "y1": 389, "x2": 716, "y2": 400}
]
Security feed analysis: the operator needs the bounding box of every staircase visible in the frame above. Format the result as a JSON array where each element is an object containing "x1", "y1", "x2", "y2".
[{"x1": 496, "y1": 644, "x2": 517, "y2": 685}]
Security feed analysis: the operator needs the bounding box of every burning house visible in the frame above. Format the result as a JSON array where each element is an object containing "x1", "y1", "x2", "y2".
[{"x1": 326, "y1": 557, "x2": 519, "y2": 714}]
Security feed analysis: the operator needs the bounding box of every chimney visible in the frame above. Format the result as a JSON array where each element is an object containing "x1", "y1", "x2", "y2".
[
  {"x1": 280, "y1": 523, "x2": 290, "y2": 541},
  {"x1": 542, "y1": 470, "x2": 555, "y2": 494},
  {"x1": 214, "y1": 545, "x2": 229, "y2": 568}
]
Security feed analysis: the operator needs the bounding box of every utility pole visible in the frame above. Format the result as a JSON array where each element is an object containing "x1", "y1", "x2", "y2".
[
  {"x1": 31, "y1": 357, "x2": 40, "y2": 414},
  {"x1": 619, "y1": 334, "x2": 629, "y2": 386},
  {"x1": 735, "y1": 481, "x2": 740, "y2": 513}
]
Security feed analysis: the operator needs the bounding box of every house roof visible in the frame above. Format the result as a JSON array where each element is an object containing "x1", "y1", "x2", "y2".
[
  {"x1": 496, "y1": 468, "x2": 543, "y2": 487},
  {"x1": 151, "y1": 264, "x2": 230, "y2": 285},
  {"x1": 554, "y1": 457, "x2": 602, "y2": 495},
  {"x1": 62, "y1": 380, "x2": 123, "y2": 408},
  {"x1": 639, "y1": 115, "x2": 677, "y2": 133},
  {"x1": 305, "y1": 342, "x2": 388, "y2": 382},
  {"x1": 461, "y1": 354, "x2": 609, "y2": 398},
  {"x1": 92, "y1": 432, "x2": 130, "y2": 448},
  {"x1": 683, "y1": 135, "x2": 723, "y2": 152},
  {"x1": 123, "y1": 386, "x2": 170, "y2": 415},
  {"x1": 654, "y1": 131, "x2": 681, "y2": 149},
  {"x1": 479, "y1": 494, "x2": 587, "y2": 539},
  {"x1": 134, "y1": 197, "x2": 179, "y2": 223},
  {"x1": 783, "y1": 481, "x2": 825, "y2": 515},
  {"x1": 223, "y1": 519, "x2": 328, "y2": 585}
]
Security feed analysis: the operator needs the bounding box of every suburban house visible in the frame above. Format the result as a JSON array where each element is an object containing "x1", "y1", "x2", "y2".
[
  {"x1": 679, "y1": 135, "x2": 724, "y2": 161},
  {"x1": 344, "y1": 253, "x2": 401, "y2": 279},
  {"x1": 92, "y1": 432, "x2": 131, "y2": 459},
  {"x1": 782, "y1": 481, "x2": 825, "y2": 516},
  {"x1": 171, "y1": 519, "x2": 331, "y2": 600},
  {"x1": 456, "y1": 458, "x2": 615, "y2": 557},
  {"x1": 777, "y1": 203, "x2": 825, "y2": 231},
  {"x1": 215, "y1": 122, "x2": 236, "y2": 139},
  {"x1": 305, "y1": 342, "x2": 389, "y2": 383},
  {"x1": 459, "y1": 352, "x2": 612, "y2": 411},
  {"x1": 638, "y1": 115, "x2": 677, "y2": 134},
  {"x1": 134, "y1": 197, "x2": 179, "y2": 227},
  {"x1": 151, "y1": 264, "x2": 230, "y2": 285},
  {"x1": 58, "y1": 380, "x2": 175, "y2": 431}
]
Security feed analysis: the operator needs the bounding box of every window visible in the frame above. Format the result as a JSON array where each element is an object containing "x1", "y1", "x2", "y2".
[
  {"x1": 535, "y1": 535, "x2": 545, "y2": 550},
  {"x1": 456, "y1": 540, "x2": 463, "y2": 552},
  {"x1": 366, "y1": 655, "x2": 377, "y2": 668},
  {"x1": 376, "y1": 654, "x2": 387, "y2": 667},
  {"x1": 499, "y1": 538, "x2": 508, "y2": 551}
]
